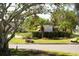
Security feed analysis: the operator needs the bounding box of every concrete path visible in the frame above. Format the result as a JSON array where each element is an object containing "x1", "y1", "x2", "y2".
[{"x1": 9, "y1": 44, "x2": 79, "y2": 54}]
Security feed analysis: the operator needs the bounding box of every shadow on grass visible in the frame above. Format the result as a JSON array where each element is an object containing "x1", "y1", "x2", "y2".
[
  {"x1": 9, "y1": 49, "x2": 78, "y2": 56},
  {"x1": 10, "y1": 49, "x2": 55, "y2": 56}
]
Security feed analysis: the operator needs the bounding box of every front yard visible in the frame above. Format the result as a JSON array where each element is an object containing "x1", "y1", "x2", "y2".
[
  {"x1": 9, "y1": 33, "x2": 79, "y2": 56},
  {"x1": 9, "y1": 38, "x2": 71, "y2": 44},
  {"x1": 9, "y1": 32, "x2": 79, "y2": 44}
]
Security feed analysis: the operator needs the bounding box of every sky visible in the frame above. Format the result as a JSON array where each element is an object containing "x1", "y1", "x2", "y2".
[
  {"x1": 37, "y1": 14, "x2": 51, "y2": 20},
  {"x1": 7, "y1": 3, "x2": 75, "y2": 20},
  {"x1": 37, "y1": 4, "x2": 75, "y2": 20}
]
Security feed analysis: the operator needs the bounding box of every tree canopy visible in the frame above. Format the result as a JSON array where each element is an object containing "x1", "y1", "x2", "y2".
[
  {"x1": 51, "y1": 4, "x2": 77, "y2": 33},
  {"x1": 21, "y1": 14, "x2": 49, "y2": 32}
]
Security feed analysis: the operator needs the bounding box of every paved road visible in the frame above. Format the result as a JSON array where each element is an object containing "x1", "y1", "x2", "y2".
[{"x1": 9, "y1": 44, "x2": 79, "y2": 54}]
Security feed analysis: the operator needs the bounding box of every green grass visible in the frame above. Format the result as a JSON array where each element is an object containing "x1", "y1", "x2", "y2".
[
  {"x1": 9, "y1": 38, "x2": 26, "y2": 44},
  {"x1": 15, "y1": 32, "x2": 32, "y2": 37},
  {"x1": 33, "y1": 38, "x2": 71, "y2": 43},
  {"x1": 12, "y1": 33, "x2": 71, "y2": 44},
  {"x1": 9, "y1": 38, "x2": 71, "y2": 44},
  {"x1": 45, "y1": 50, "x2": 79, "y2": 56},
  {"x1": 9, "y1": 49, "x2": 79, "y2": 56},
  {"x1": 15, "y1": 33, "x2": 28, "y2": 36}
]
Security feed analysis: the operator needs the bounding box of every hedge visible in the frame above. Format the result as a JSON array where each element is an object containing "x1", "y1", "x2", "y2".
[{"x1": 32, "y1": 31, "x2": 71, "y2": 38}]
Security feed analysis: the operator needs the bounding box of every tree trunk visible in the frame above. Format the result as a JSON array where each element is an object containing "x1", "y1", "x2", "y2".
[
  {"x1": 0, "y1": 39, "x2": 10, "y2": 56},
  {"x1": 2, "y1": 43, "x2": 9, "y2": 55},
  {"x1": 41, "y1": 31, "x2": 44, "y2": 38},
  {"x1": 41, "y1": 25, "x2": 44, "y2": 38}
]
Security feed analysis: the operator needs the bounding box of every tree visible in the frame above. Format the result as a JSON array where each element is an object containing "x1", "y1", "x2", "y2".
[
  {"x1": 75, "y1": 3, "x2": 79, "y2": 11},
  {"x1": 51, "y1": 4, "x2": 77, "y2": 33},
  {"x1": 75, "y1": 3, "x2": 79, "y2": 25},
  {"x1": 21, "y1": 14, "x2": 48, "y2": 32},
  {"x1": 0, "y1": 3, "x2": 44, "y2": 55},
  {"x1": 59, "y1": 20, "x2": 73, "y2": 33}
]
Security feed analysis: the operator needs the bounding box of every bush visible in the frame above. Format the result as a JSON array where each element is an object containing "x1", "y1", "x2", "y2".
[{"x1": 32, "y1": 31, "x2": 72, "y2": 38}]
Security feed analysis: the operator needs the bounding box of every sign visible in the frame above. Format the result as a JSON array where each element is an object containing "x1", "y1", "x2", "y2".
[{"x1": 43, "y1": 25, "x2": 53, "y2": 32}]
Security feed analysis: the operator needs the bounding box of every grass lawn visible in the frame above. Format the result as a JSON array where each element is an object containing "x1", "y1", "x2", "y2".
[
  {"x1": 12, "y1": 32, "x2": 71, "y2": 44},
  {"x1": 9, "y1": 38, "x2": 71, "y2": 44},
  {"x1": 9, "y1": 49, "x2": 79, "y2": 56},
  {"x1": 15, "y1": 32, "x2": 32, "y2": 37},
  {"x1": 45, "y1": 50, "x2": 79, "y2": 56},
  {"x1": 15, "y1": 33, "x2": 28, "y2": 36},
  {"x1": 9, "y1": 38, "x2": 26, "y2": 44},
  {"x1": 33, "y1": 38, "x2": 71, "y2": 43}
]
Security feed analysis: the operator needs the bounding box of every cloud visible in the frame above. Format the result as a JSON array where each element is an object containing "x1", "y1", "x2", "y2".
[{"x1": 37, "y1": 14, "x2": 51, "y2": 20}]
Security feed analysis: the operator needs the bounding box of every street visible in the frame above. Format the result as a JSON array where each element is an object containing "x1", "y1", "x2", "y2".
[{"x1": 9, "y1": 44, "x2": 79, "y2": 54}]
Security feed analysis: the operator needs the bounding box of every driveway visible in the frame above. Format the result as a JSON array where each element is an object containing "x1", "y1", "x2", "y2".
[{"x1": 9, "y1": 44, "x2": 79, "y2": 54}]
